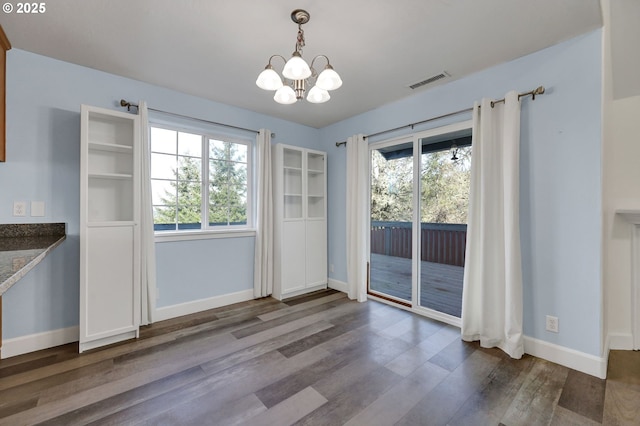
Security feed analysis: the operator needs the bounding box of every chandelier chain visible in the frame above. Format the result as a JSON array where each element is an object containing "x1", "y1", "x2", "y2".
[{"x1": 296, "y1": 26, "x2": 305, "y2": 54}]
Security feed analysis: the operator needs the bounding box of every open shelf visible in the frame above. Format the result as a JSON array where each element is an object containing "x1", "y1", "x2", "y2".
[
  {"x1": 87, "y1": 112, "x2": 135, "y2": 147},
  {"x1": 89, "y1": 172, "x2": 133, "y2": 180},
  {"x1": 89, "y1": 142, "x2": 133, "y2": 153},
  {"x1": 283, "y1": 148, "x2": 303, "y2": 169},
  {"x1": 87, "y1": 177, "x2": 133, "y2": 222},
  {"x1": 307, "y1": 152, "x2": 325, "y2": 171}
]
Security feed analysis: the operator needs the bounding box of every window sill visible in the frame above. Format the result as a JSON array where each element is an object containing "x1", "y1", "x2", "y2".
[{"x1": 154, "y1": 228, "x2": 257, "y2": 243}]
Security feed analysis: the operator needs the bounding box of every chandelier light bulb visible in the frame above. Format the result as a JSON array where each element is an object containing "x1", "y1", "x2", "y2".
[
  {"x1": 316, "y1": 66, "x2": 342, "y2": 91},
  {"x1": 256, "y1": 67, "x2": 283, "y2": 91},
  {"x1": 274, "y1": 85, "x2": 297, "y2": 104},
  {"x1": 283, "y1": 53, "x2": 312, "y2": 80},
  {"x1": 306, "y1": 85, "x2": 330, "y2": 103}
]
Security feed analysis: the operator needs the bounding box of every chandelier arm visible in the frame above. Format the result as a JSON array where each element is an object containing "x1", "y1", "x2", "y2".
[
  {"x1": 309, "y1": 55, "x2": 331, "y2": 77},
  {"x1": 309, "y1": 55, "x2": 330, "y2": 68},
  {"x1": 268, "y1": 54, "x2": 288, "y2": 67}
]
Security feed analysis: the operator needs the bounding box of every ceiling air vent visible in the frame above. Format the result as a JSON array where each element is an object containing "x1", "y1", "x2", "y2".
[{"x1": 408, "y1": 71, "x2": 450, "y2": 90}]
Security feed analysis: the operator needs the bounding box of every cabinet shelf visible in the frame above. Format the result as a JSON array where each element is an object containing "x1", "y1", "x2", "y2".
[
  {"x1": 89, "y1": 142, "x2": 133, "y2": 153},
  {"x1": 87, "y1": 221, "x2": 136, "y2": 227},
  {"x1": 89, "y1": 172, "x2": 133, "y2": 180}
]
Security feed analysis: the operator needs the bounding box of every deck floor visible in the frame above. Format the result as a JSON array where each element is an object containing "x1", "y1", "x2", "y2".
[{"x1": 370, "y1": 253, "x2": 463, "y2": 317}]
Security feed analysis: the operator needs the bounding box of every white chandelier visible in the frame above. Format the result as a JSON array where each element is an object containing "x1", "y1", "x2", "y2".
[{"x1": 256, "y1": 9, "x2": 342, "y2": 105}]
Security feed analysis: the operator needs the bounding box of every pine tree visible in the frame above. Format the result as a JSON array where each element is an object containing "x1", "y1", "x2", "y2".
[
  {"x1": 208, "y1": 141, "x2": 248, "y2": 225},
  {"x1": 154, "y1": 156, "x2": 202, "y2": 228}
]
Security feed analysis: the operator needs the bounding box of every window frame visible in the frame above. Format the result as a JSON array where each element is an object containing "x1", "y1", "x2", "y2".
[{"x1": 149, "y1": 122, "x2": 255, "y2": 241}]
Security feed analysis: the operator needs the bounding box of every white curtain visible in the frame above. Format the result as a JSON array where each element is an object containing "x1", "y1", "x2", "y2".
[
  {"x1": 138, "y1": 101, "x2": 156, "y2": 325},
  {"x1": 253, "y1": 129, "x2": 273, "y2": 298},
  {"x1": 346, "y1": 134, "x2": 368, "y2": 302},
  {"x1": 461, "y1": 91, "x2": 524, "y2": 359}
]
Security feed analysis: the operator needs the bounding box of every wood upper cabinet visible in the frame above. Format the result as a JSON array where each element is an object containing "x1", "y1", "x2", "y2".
[{"x1": 0, "y1": 25, "x2": 11, "y2": 162}]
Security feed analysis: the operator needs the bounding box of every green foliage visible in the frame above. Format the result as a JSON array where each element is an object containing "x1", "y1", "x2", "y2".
[
  {"x1": 208, "y1": 141, "x2": 247, "y2": 225},
  {"x1": 370, "y1": 146, "x2": 471, "y2": 224},
  {"x1": 420, "y1": 146, "x2": 471, "y2": 224},
  {"x1": 155, "y1": 141, "x2": 248, "y2": 227},
  {"x1": 154, "y1": 156, "x2": 202, "y2": 226},
  {"x1": 370, "y1": 151, "x2": 413, "y2": 222}
]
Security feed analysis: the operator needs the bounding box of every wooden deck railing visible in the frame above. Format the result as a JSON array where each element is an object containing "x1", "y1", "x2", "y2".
[{"x1": 370, "y1": 221, "x2": 467, "y2": 267}]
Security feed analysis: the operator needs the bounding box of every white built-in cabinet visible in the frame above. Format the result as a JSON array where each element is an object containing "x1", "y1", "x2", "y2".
[
  {"x1": 273, "y1": 144, "x2": 327, "y2": 300},
  {"x1": 79, "y1": 105, "x2": 140, "y2": 353}
]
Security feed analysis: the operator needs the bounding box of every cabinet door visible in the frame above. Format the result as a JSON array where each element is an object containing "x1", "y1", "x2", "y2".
[
  {"x1": 282, "y1": 147, "x2": 303, "y2": 219},
  {"x1": 0, "y1": 25, "x2": 8, "y2": 162},
  {"x1": 306, "y1": 220, "x2": 327, "y2": 287},
  {"x1": 80, "y1": 225, "x2": 139, "y2": 351},
  {"x1": 281, "y1": 220, "x2": 306, "y2": 294},
  {"x1": 306, "y1": 151, "x2": 326, "y2": 219}
]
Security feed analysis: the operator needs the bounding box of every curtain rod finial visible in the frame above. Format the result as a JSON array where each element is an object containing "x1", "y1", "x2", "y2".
[{"x1": 531, "y1": 86, "x2": 545, "y2": 100}]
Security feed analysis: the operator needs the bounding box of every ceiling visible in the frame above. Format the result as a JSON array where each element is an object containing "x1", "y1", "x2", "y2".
[{"x1": 0, "y1": 0, "x2": 602, "y2": 128}]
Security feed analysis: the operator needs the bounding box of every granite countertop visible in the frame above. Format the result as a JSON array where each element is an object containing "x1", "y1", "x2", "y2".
[{"x1": 0, "y1": 223, "x2": 66, "y2": 296}]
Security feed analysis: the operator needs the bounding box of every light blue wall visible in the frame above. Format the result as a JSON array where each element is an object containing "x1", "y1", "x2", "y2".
[
  {"x1": 1, "y1": 49, "x2": 318, "y2": 339},
  {"x1": 321, "y1": 30, "x2": 603, "y2": 356},
  {"x1": 155, "y1": 237, "x2": 255, "y2": 307},
  {"x1": 2, "y1": 29, "x2": 604, "y2": 358}
]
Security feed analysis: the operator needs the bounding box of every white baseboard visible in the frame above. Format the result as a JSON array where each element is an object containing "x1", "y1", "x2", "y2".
[
  {"x1": 1, "y1": 326, "x2": 79, "y2": 359},
  {"x1": 1, "y1": 290, "x2": 255, "y2": 357},
  {"x1": 154, "y1": 289, "x2": 254, "y2": 322},
  {"x1": 328, "y1": 278, "x2": 348, "y2": 293},
  {"x1": 607, "y1": 332, "x2": 634, "y2": 350},
  {"x1": 524, "y1": 336, "x2": 608, "y2": 379}
]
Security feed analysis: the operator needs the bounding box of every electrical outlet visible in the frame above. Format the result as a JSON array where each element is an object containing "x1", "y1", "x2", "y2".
[
  {"x1": 546, "y1": 315, "x2": 559, "y2": 333},
  {"x1": 13, "y1": 201, "x2": 27, "y2": 217},
  {"x1": 330, "y1": 264, "x2": 334, "y2": 273}
]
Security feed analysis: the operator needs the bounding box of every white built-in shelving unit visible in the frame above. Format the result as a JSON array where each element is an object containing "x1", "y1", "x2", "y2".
[
  {"x1": 79, "y1": 105, "x2": 140, "y2": 352},
  {"x1": 273, "y1": 144, "x2": 327, "y2": 300}
]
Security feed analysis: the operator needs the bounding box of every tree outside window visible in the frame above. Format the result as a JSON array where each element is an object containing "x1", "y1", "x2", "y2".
[{"x1": 150, "y1": 126, "x2": 250, "y2": 231}]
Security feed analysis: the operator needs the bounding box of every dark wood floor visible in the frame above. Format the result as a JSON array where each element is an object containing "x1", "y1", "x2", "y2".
[
  {"x1": 370, "y1": 253, "x2": 463, "y2": 317},
  {"x1": 0, "y1": 289, "x2": 638, "y2": 425}
]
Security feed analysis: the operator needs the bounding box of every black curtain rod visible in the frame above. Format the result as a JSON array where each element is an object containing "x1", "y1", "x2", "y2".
[
  {"x1": 335, "y1": 86, "x2": 545, "y2": 147},
  {"x1": 119, "y1": 100, "x2": 263, "y2": 136}
]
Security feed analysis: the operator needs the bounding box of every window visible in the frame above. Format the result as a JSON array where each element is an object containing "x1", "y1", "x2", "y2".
[{"x1": 150, "y1": 126, "x2": 252, "y2": 232}]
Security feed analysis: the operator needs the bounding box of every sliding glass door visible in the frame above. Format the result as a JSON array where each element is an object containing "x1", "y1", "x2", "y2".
[
  {"x1": 369, "y1": 139, "x2": 414, "y2": 304},
  {"x1": 417, "y1": 129, "x2": 471, "y2": 317},
  {"x1": 368, "y1": 122, "x2": 472, "y2": 320}
]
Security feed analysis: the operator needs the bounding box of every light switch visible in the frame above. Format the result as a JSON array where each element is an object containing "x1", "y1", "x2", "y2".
[{"x1": 31, "y1": 201, "x2": 45, "y2": 217}]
